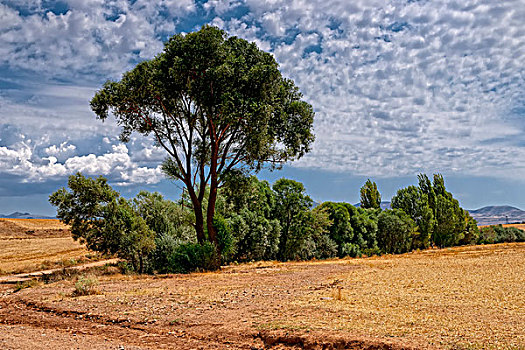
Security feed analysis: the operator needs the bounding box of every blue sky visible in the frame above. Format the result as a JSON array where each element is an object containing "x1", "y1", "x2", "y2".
[{"x1": 0, "y1": 0, "x2": 524, "y2": 215}]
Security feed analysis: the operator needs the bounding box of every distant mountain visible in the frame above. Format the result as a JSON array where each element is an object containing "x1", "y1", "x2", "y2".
[
  {"x1": 468, "y1": 206, "x2": 525, "y2": 226},
  {"x1": 354, "y1": 201, "x2": 392, "y2": 210},
  {"x1": 0, "y1": 212, "x2": 56, "y2": 219}
]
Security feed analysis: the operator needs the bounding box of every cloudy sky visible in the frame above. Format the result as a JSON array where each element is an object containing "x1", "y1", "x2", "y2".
[{"x1": 1, "y1": 0, "x2": 524, "y2": 215}]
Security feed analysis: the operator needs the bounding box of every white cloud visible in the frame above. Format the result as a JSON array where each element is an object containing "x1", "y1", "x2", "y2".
[
  {"x1": 0, "y1": 0, "x2": 197, "y2": 80},
  {"x1": 0, "y1": 140, "x2": 164, "y2": 184}
]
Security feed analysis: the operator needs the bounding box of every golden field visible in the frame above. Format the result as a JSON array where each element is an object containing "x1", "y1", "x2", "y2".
[
  {"x1": 0, "y1": 218, "x2": 90, "y2": 275},
  {"x1": 1, "y1": 242, "x2": 524, "y2": 349}
]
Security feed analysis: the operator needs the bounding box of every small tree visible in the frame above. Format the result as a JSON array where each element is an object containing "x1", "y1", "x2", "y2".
[
  {"x1": 377, "y1": 209, "x2": 416, "y2": 254},
  {"x1": 391, "y1": 185, "x2": 434, "y2": 249},
  {"x1": 272, "y1": 178, "x2": 313, "y2": 260},
  {"x1": 318, "y1": 202, "x2": 354, "y2": 255},
  {"x1": 360, "y1": 179, "x2": 381, "y2": 209},
  {"x1": 49, "y1": 173, "x2": 155, "y2": 273},
  {"x1": 90, "y1": 26, "x2": 315, "y2": 258}
]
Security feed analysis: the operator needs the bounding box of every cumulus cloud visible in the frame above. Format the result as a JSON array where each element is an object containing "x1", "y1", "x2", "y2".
[{"x1": 0, "y1": 139, "x2": 164, "y2": 184}]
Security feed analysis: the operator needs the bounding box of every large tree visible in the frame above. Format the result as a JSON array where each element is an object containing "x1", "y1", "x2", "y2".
[{"x1": 90, "y1": 26, "x2": 315, "y2": 251}]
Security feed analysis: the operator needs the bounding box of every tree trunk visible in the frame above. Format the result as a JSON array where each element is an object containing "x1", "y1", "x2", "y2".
[
  {"x1": 206, "y1": 143, "x2": 221, "y2": 264},
  {"x1": 206, "y1": 179, "x2": 218, "y2": 248},
  {"x1": 186, "y1": 184, "x2": 206, "y2": 243},
  {"x1": 193, "y1": 201, "x2": 206, "y2": 244}
]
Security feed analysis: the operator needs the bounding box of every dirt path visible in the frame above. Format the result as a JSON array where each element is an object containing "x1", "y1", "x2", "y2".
[{"x1": 0, "y1": 259, "x2": 120, "y2": 284}]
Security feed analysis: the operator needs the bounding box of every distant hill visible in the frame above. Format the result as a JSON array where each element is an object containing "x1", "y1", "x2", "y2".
[
  {"x1": 0, "y1": 212, "x2": 56, "y2": 220},
  {"x1": 468, "y1": 206, "x2": 525, "y2": 226},
  {"x1": 354, "y1": 201, "x2": 392, "y2": 210}
]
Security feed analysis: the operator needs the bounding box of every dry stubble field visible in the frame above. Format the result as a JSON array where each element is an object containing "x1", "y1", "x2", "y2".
[
  {"x1": 0, "y1": 218, "x2": 92, "y2": 275},
  {"x1": 0, "y1": 219, "x2": 523, "y2": 350}
]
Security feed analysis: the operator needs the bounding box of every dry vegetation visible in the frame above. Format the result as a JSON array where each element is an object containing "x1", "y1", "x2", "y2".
[
  {"x1": 0, "y1": 218, "x2": 94, "y2": 275},
  {"x1": 1, "y1": 241, "x2": 523, "y2": 349}
]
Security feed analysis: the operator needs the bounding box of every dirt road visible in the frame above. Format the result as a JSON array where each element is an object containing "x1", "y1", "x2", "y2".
[{"x1": 0, "y1": 259, "x2": 120, "y2": 284}]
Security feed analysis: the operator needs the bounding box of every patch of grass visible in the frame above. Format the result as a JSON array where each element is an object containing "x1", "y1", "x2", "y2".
[
  {"x1": 14, "y1": 279, "x2": 40, "y2": 292},
  {"x1": 41, "y1": 263, "x2": 121, "y2": 284},
  {"x1": 72, "y1": 275, "x2": 100, "y2": 296}
]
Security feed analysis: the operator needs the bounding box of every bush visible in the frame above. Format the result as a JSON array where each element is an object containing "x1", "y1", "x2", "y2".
[
  {"x1": 479, "y1": 225, "x2": 525, "y2": 244},
  {"x1": 228, "y1": 210, "x2": 280, "y2": 262},
  {"x1": 213, "y1": 215, "x2": 235, "y2": 262},
  {"x1": 150, "y1": 233, "x2": 181, "y2": 274},
  {"x1": 313, "y1": 235, "x2": 338, "y2": 259},
  {"x1": 166, "y1": 242, "x2": 217, "y2": 273},
  {"x1": 72, "y1": 275, "x2": 99, "y2": 296}
]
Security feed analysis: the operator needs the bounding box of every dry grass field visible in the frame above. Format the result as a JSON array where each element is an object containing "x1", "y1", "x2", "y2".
[
  {"x1": 1, "y1": 242, "x2": 524, "y2": 349},
  {"x1": 0, "y1": 218, "x2": 92, "y2": 275}
]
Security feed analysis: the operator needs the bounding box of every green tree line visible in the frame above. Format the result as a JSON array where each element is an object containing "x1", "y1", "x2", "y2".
[{"x1": 49, "y1": 173, "x2": 524, "y2": 274}]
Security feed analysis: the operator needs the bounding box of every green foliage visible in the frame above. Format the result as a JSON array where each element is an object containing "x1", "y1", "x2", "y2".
[
  {"x1": 227, "y1": 209, "x2": 281, "y2": 262},
  {"x1": 213, "y1": 215, "x2": 235, "y2": 261},
  {"x1": 166, "y1": 242, "x2": 217, "y2": 274},
  {"x1": 49, "y1": 173, "x2": 120, "y2": 252},
  {"x1": 220, "y1": 175, "x2": 281, "y2": 262},
  {"x1": 393, "y1": 174, "x2": 474, "y2": 249},
  {"x1": 132, "y1": 191, "x2": 195, "y2": 242},
  {"x1": 50, "y1": 173, "x2": 155, "y2": 273},
  {"x1": 433, "y1": 194, "x2": 465, "y2": 247},
  {"x1": 459, "y1": 212, "x2": 479, "y2": 245},
  {"x1": 478, "y1": 225, "x2": 525, "y2": 244},
  {"x1": 377, "y1": 209, "x2": 416, "y2": 254},
  {"x1": 318, "y1": 202, "x2": 378, "y2": 257},
  {"x1": 341, "y1": 243, "x2": 362, "y2": 258},
  {"x1": 51, "y1": 170, "x2": 525, "y2": 275},
  {"x1": 391, "y1": 185, "x2": 434, "y2": 249},
  {"x1": 272, "y1": 178, "x2": 313, "y2": 260},
  {"x1": 111, "y1": 199, "x2": 156, "y2": 273},
  {"x1": 360, "y1": 179, "x2": 381, "y2": 209},
  {"x1": 356, "y1": 207, "x2": 379, "y2": 250},
  {"x1": 279, "y1": 207, "x2": 334, "y2": 261},
  {"x1": 318, "y1": 202, "x2": 354, "y2": 251}
]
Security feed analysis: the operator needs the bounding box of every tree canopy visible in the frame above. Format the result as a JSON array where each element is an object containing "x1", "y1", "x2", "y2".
[{"x1": 90, "y1": 25, "x2": 315, "y2": 254}]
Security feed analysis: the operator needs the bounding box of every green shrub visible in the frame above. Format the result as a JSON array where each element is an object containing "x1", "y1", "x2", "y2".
[
  {"x1": 151, "y1": 233, "x2": 180, "y2": 274},
  {"x1": 166, "y1": 242, "x2": 217, "y2": 274},
  {"x1": 341, "y1": 242, "x2": 362, "y2": 258},
  {"x1": 213, "y1": 215, "x2": 235, "y2": 262},
  {"x1": 313, "y1": 235, "x2": 338, "y2": 259},
  {"x1": 479, "y1": 225, "x2": 525, "y2": 244},
  {"x1": 228, "y1": 210, "x2": 280, "y2": 262}
]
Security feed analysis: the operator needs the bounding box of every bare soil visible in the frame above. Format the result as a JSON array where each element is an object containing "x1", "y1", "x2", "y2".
[{"x1": 1, "y1": 243, "x2": 524, "y2": 349}]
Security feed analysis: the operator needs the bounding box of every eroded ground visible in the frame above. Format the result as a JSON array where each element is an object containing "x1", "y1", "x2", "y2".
[{"x1": 1, "y1": 243, "x2": 524, "y2": 349}]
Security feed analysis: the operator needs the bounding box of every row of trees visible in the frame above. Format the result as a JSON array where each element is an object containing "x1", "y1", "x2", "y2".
[{"x1": 51, "y1": 172, "x2": 524, "y2": 274}]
